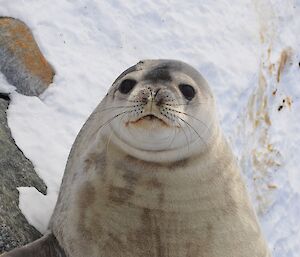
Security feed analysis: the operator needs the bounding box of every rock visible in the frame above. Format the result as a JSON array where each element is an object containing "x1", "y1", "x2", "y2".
[
  {"x1": 0, "y1": 96, "x2": 47, "y2": 254},
  {"x1": 0, "y1": 17, "x2": 55, "y2": 96},
  {"x1": 0, "y1": 16, "x2": 53, "y2": 254}
]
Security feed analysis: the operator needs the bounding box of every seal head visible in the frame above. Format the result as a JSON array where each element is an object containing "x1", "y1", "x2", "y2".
[{"x1": 102, "y1": 60, "x2": 219, "y2": 162}]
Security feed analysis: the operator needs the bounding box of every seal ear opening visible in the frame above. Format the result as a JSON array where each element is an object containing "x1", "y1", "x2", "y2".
[{"x1": 1, "y1": 233, "x2": 66, "y2": 257}]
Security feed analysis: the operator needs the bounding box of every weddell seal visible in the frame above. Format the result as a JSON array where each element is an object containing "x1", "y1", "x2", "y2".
[{"x1": 2, "y1": 60, "x2": 272, "y2": 257}]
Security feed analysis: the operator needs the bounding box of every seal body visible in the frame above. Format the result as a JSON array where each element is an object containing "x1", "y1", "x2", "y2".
[
  {"x1": 2, "y1": 60, "x2": 272, "y2": 257},
  {"x1": 51, "y1": 139, "x2": 270, "y2": 257},
  {"x1": 49, "y1": 60, "x2": 271, "y2": 257}
]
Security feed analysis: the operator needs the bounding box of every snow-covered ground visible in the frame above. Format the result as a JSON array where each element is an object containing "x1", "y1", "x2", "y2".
[{"x1": 0, "y1": 0, "x2": 299, "y2": 256}]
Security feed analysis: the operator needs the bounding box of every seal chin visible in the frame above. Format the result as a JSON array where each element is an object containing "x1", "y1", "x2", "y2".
[{"x1": 108, "y1": 129, "x2": 202, "y2": 163}]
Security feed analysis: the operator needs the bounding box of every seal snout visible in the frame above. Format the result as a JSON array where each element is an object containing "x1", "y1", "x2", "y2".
[
  {"x1": 128, "y1": 86, "x2": 176, "y2": 127},
  {"x1": 139, "y1": 86, "x2": 176, "y2": 108}
]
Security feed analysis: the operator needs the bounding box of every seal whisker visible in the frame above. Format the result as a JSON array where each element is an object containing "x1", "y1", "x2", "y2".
[
  {"x1": 95, "y1": 104, "x2": 144, "y2": 114},
  {"x1": 165, "y1": 120, "x2": 180, "y2": 149},
  {"x1": 105, "y1": 126, "x2": 115, "y2": 153},
  {"x1": 105, "y1": 111, "x2": 128, "y2": 153},
  {"x1": 164, "y1": 106, "x2": 209, "y2": 131},
  {"x1": 175, "y1": 116, "x2": 208, "y2": 147},
  {"x1": 164, "y1": 100, "x2": 207, "y2": 107},
  {"x1": 177, "y1": 119, "x2": 190, "y2": 153},
  {"x1": 159, "y1": 109, "x2": 192, "y2": 153},
  {"x1": 94, "y1": 110, "x2": 132, "y2": 136}
]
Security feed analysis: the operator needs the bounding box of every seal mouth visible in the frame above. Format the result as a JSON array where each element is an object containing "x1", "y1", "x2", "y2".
[
  {"x1": 141, "y1": 114, "x2": 160, "y2": 121},
  {"x1": 127, "y1": 114, "x2": 169, "y2": 127}
]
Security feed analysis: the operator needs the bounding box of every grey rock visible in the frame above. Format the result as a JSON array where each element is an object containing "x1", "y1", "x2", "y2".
[{"x1": 0, "y1": 96, "x2": 47, "y2": 254}]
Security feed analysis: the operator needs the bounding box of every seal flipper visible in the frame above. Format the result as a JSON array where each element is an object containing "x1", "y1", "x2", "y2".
[{"x1": 1, "y1": 234, "x2": 66, "y2": 257}]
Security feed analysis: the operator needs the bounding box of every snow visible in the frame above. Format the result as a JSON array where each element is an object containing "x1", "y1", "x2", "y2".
[
  {"x1": 0, "y1": 0, "x2": 299, "y2": 256},
  {"x1": 0, "y1": 73, "x2": 15, "y2": 94}
]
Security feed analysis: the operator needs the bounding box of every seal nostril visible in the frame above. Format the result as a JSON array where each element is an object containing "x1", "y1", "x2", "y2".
[
  {"x1": 142, "y1": 96, "x2": 148, "y2": 103},
  {"x1": 154, "y1": 88, "x2": 161, "y2": 98},
  {"x1": 156, "y1": 97, "x2": 164, "y2": 106}
]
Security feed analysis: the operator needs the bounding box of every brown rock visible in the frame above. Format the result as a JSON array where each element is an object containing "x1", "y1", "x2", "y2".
[{"x1": 0, "y1": 17, "x2": 55, "y2": 96}]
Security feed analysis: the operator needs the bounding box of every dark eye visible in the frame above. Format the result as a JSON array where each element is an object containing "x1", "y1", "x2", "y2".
[
  {"x1": 179, "y1": 84, "x2": 195, "y2": 100},
  {"x1": 119, "y1": 79, "x2": 137, "y2": 94}
]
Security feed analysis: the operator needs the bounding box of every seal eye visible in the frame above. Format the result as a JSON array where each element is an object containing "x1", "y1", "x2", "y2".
[
  {"x1": 119, "y1": 79, "x2": 137, "y2": 94},
  {"x1": 179, "y1": 84, "x2": 195, "y2": 100}
]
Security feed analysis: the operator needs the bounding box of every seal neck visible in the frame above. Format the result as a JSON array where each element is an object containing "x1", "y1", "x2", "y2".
[{"x1": 99, "y1": 130, "x2": 238, "y2": 213}]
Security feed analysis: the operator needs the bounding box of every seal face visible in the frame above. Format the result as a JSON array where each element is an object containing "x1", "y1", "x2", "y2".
[
  {"x1": 2, "y1": 60, "x2": 271, "y2": 257},
  {"x1": 106, "y1": 60, "x2": 219, "y2": 162}
]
